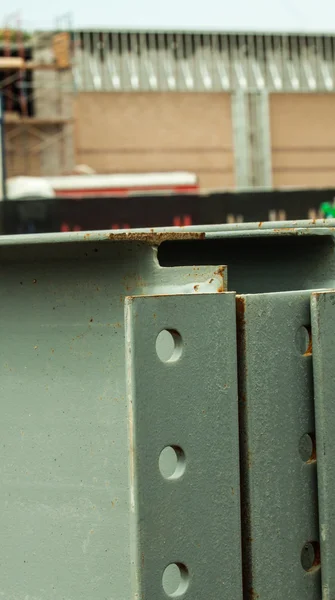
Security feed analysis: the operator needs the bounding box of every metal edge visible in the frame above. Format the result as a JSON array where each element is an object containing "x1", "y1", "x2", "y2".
[{"x1": 0, "y1": 220, "x2": 334, "y2": 247}]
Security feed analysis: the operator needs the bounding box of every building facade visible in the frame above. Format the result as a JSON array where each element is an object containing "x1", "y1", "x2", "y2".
[{"x1": 3, "y1": 30, "x2": 335, "y2": 190}]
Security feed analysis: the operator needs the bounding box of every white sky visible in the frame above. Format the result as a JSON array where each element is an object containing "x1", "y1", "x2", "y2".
[{"x1": 2, "y1": 0, "x2": 335, "y2": 33}]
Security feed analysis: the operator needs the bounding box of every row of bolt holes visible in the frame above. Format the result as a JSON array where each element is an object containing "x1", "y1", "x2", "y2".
[
  {"x1": 157, "y1": 326, "x2": 318, "y2": 595},
  {"x1": 156, "y1": 330, "x2": 187, "y2": 596},
  {"x1": 299, "y1": 431, "x2": 320, "y2": 574},
  {"x1": 156, "y1": 325, "x2": 313, "y2": 364}
]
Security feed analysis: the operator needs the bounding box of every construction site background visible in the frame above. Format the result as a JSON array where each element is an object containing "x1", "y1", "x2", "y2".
[{"x1": 2, "y1": 24, "x2": 335, "y2": 190}]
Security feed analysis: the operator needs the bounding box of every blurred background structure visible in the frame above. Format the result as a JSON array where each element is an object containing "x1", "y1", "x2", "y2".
[
  {"x1": 2, "y1": 8, "x2": 335, "y2": 231},
  {"x1": 3, "y1": 21, "x2": 335, "y2": 190},
  {"x1": 71, "y1": 30, "x2": 335, "y2": 191},
  {"x1": 0, "y1": 15, "x2": 73, "y2": 180}
]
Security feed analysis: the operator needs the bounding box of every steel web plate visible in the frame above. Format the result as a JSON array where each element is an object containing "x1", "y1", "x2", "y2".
[
  {"x1": 125, "y1": 292, "x2": 242, "y2": 600},
  {"x1": 237, "y1": 291, "x2": 320, "y2": 600}
]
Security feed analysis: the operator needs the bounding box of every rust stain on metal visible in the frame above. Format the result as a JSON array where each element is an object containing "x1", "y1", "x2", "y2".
[
  {"x1": 214, "y1": 266, "x2": 225, "y2": 277},
  {"x1": 235, "y1": 296, "x2": 248, "y2": 392},
  {"x1": 236, "y1": 293, "x2": 254, "y2": 600},
  {"x1": 107, "y1": 231, "x2": 205, "y2": 244},
  {"x1": 214, "y1": 266, "x2": 226, "y2": 293},
  {"x1": 236, "y1": 296, "x2": 246, "y2": 336},
  {"x1": 258, "y1": 221, "x2": 263, "y2": 228},
  {"x1": 307, "y1": 541, "x2": 321, "y2": 571},
  {"x1": 304, "y1": 325, "x2": 313, "y2": 356},
  {"x1": 236, "y1": 296, "x2": 247, "y2": 393},
  {"x1": 193, "y1": 284, "x2": 200, "y2": 292},
  {"x1": 272, "y1": 227, "x2": 305, "y2": 234},
  {"x1": 307, "y1": 433, "x2": 317, "y2": 464}
]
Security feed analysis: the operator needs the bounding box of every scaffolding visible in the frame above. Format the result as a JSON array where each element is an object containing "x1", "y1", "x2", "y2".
[{"x1": 0, "y1": 15, "x2": 74, "y2": 177}]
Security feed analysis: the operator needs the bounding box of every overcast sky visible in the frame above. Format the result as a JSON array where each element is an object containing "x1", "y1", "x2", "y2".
[{"x1": 2, "y1": 0, "x2": 335, "y2": 33}]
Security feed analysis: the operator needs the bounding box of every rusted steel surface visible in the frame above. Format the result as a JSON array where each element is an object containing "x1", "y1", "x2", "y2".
[
  {"x1": 1, "y1": 221, "x2": 335, "y2": 600},
  {"x1": 311, "y1": 291, "x2": 335, "y2": 600},
  {"x1": 0, "y1": 217, "x2": 335, "y2": 246},
  {"x1": 237, "y1": 292, "x2": 320, "y2": 600},
  {"x1": 125, "y1": 292, "x2": 242, "y2": 600}
]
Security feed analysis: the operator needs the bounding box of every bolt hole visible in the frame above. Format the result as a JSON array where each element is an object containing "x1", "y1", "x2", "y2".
[
  {"x1": 159, "y1": 446, "x2": 185, "y2": 480},
  {"x1": 295, "y1": 326, "x2": 312, "y2": 356},
  {"x1": 162, "y1": 563, "x2": 189, "y2": 597},
  {"x1": 156, "y1": 329, "x2": 182, "y2": 363},
  {"x1": 301, "y1": 541, "x2": 320, "y2": 572},
  {"x1": 299, "y1": 433, "x2": 316, "y2": 463}
]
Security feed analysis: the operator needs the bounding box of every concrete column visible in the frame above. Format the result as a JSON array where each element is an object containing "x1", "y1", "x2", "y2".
[{"x1": 231, "y1": 91, "x2": 251, "y2": 189}]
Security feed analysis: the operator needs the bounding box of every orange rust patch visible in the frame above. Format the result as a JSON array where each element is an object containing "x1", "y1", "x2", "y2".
[
  {"x1": 236, "y1": 295, "x2": 247, "y2": 379},
  {"x1": 307, "y1": 433, "x2": 317, "y2": 464},
  {"x1": 304, "y1": 326, "x2": 313, "y2": 357},
  {"x1": 108, "y1": 231, "x2": 205, "y2": 244},
  {"x1": 214, "y1": 266, "x2": 226, "y2": 293},
  {"x1": 214, "y1": 266, "x2": 225, "y2": 277},
  {"x1": 193, "y1": 284, "x2": 200, "y2": 292},
  {"x1": 236, "y1": 295, "x2": 246, "y2": 327},
  {"x1": 272, "y1": 227, "x2": 300, "y2": 234}
]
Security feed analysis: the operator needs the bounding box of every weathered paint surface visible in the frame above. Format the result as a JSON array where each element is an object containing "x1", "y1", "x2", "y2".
[
  {"x1": 125, "y1": 293, "x2": 242, "y2": 600},
  {"x1": 237, "y1": 291, "x2": 320, "y2": 600},
  {"x1": 311, "y1": 291, "x2": 335, "y2": 600},
  {"x1": 0, "y1": 221, "x2": 334, "y2": 599}
]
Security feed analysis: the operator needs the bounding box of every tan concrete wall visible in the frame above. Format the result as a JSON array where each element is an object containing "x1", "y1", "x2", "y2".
[
  {"x1": 74, "y1": 92, "x2": 235, "y2": 189},
  {"x1": 5, "y1": 124, "x2": 74, "y2": 178},
  {"x1": 270, "y1": 94, "x2": 335, "y2": 188},
  {"x1": 5, "y1": 127, "x2": 41, "y2": 177}
]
